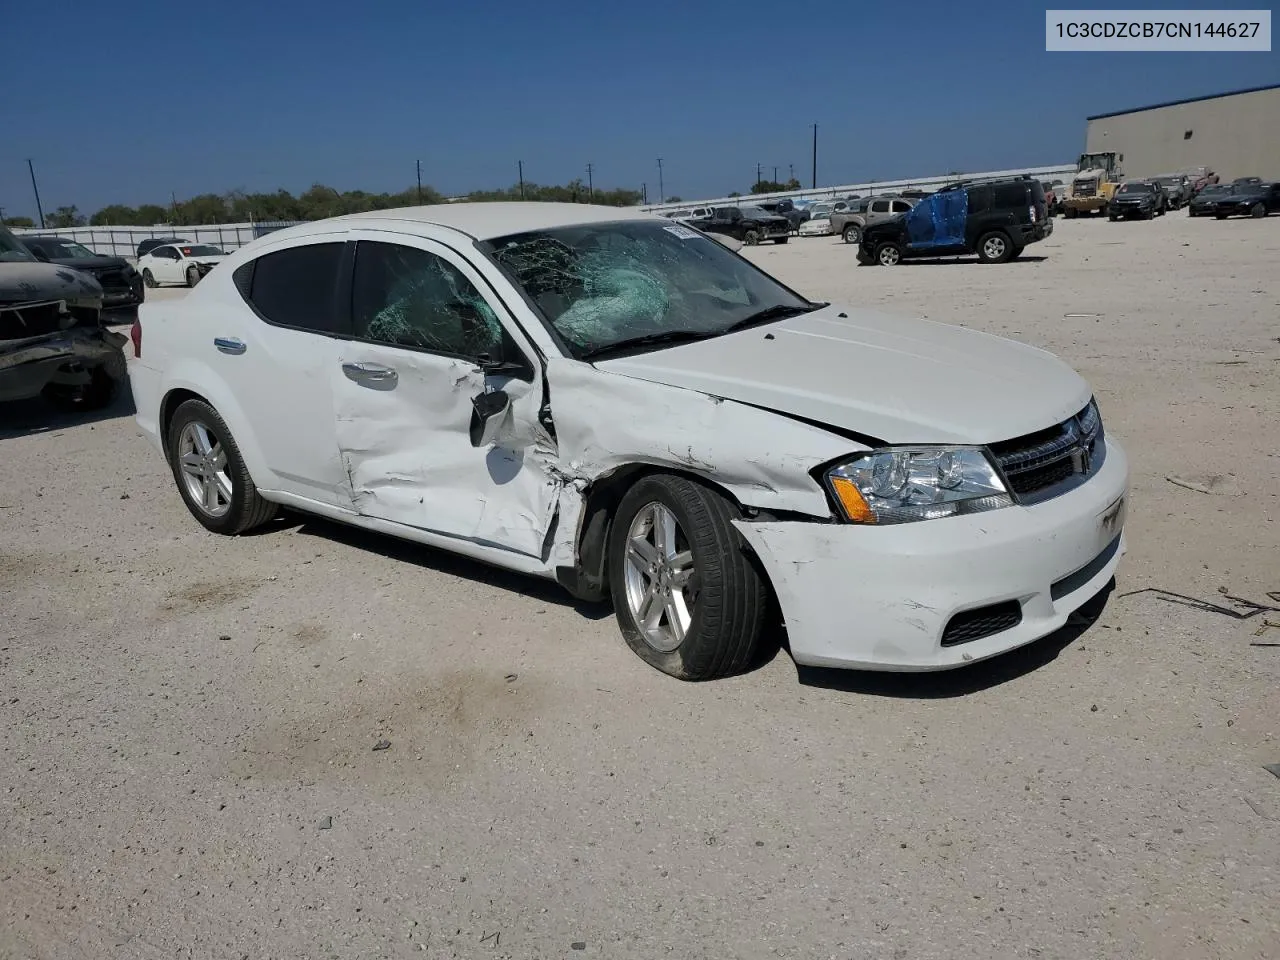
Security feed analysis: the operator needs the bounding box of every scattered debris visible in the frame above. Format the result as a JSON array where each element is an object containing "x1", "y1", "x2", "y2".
[
  {"x1": 1250, "y1": 621, "x2": 1280, "y2": 645},
  {"x1": 1119, "y1": 587, "x2": 1280, "y2": 621},
  {"x1": 218, "y1": 634, "x2": 231, "y2": 641},
  {"x1": 119, "y1": 493, "x2": 130, "y2": 500},
  {"x1": 318, "y1": 816, "x2": 332, "y2": 830},
  {"x1": 372, "y1": 739, "x2": 391, "y2": 751},
  {"x1": 480, "y1": 931, "x2": 500, "y2": 946},
  {"x1": 1243, "y1": 797, "x2": 1274, "y2": 821},
  {"x1": 1090, "y1": 704, "x2": 1099, "y2": 712},
  {"x1": 505, "y1": 673, "x2": 518, "y2": 683},
  {"x1": 571, "y1": 943, "x2": 586, "y2": 951},
  {"x1": 1264, "y1": 764, "x2": 1280, "y2": 780},
  {"x1": 1165, "y1": 473, "x2": 1242, "y2": 496}
]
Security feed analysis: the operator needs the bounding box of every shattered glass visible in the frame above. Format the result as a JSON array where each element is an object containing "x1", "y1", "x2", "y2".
[
  {"x1": 486, "y1": 221, "x2": 804, "y2": 355},
  {"x1": 354, "y1": 241, "x2": 502, "y2": 357}
]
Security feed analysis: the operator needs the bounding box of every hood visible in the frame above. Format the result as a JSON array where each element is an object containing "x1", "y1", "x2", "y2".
[
  {"x1": 743, "y1": 213, "x2": 788, "y2": 225},
  {"x1": 0, "y1": 261, "x2": 104, "y2": 306},
  {"x1": 595, "y1": 305, "x2": 1091, "y2": 444},
  {"x1": 193, "y1": 254, "x2": 229, "y2": 265},
  {"x1": 46, "y1": 255, "x2": 131, "y2": 272}
]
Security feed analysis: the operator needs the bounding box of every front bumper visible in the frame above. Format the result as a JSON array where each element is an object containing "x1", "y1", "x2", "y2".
[
  {"x1": 734, "y1": 437, "x2": 1129, "y2": 671},
  {"x1": 0, "y1": 328, "x2": 128, "y2": 402},
  {"x1": 1111, "y1": 202, "x2": 1154, "y2": 218},
  {"x1": 799, "y1": 221, "x2": 834, "y2": 236}
]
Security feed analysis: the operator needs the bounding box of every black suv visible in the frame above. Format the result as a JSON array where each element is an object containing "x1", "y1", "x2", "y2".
[
  {"x1": 20, "y1": 235, "x2": 144, "y2": 311},
  {"x1": 857, "y1": 176, "x2": 1050, "y2": 266},
  {"x1": 689, "y1": 206, "x2": 791, "y2": 245}
]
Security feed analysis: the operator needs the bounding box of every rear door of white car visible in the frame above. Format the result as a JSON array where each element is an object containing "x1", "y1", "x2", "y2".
[
  {"x1": 329, "y1": 231, "x2": 557, "y2": 559},
  {"x1": 225, "y1": 235, "x2": 353, "y2": 506}
]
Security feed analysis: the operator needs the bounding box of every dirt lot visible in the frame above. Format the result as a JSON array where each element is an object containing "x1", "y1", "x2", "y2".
[{"x1": 2, "y1": 213, "x2": 1278, "y2": 960}]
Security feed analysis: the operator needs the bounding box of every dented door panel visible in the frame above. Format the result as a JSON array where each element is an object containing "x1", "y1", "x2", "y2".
[{"x1": 332, "y1": 232, "x2": 560, "y2": 559}]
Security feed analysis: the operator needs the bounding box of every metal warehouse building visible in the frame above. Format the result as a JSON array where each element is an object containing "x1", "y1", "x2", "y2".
[{"x1": 1085, "y1": 83, "x2": 1280, "y2": 182}]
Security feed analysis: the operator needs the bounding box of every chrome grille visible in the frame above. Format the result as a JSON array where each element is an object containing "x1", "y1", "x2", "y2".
[{"x1": 989, "y1": 402, "x2": 1103, "y2": 503}]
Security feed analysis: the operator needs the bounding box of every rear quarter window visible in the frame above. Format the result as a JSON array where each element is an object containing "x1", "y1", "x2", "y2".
[
  {"x1": 992, "y1": 183, "x2": 1029, "y2": 208},
  {"x1": 237, "y1": 242, "x2": 345, "y2": 334}
]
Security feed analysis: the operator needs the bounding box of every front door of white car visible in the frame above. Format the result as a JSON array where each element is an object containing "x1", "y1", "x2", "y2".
[{"x1": 330, "y1": 233, "x2": 558, "y2": 559}]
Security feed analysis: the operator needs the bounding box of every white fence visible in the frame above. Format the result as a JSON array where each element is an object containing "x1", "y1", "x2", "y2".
[
  {"x1": 12, "y1": 222, "x2": 302, "y2": 259},
  {"x1": 637, "y1": 163, "x2": 1078, "y2": 214}
]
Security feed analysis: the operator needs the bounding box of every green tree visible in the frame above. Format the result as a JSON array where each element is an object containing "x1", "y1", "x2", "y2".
[
  {"x1": 90, "y1": 205, "x2": 139, "y2": 225},
  {"x1": 134, "y1": 204, "x2": 170, "y2": 226},
  {"x1": 750, "y1": 179, "x2": 801, "y2": 195},
  {"x1": 44, "y1": 205, "x2": 86, "y2": 228},
  {"x1": 2, "y1": 215, "x2": 36, "y2": 228}
]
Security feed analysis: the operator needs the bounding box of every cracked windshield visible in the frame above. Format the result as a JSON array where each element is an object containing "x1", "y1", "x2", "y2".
[{"x1": 485, "y1": 220, "x2": 812, "y2": 358}]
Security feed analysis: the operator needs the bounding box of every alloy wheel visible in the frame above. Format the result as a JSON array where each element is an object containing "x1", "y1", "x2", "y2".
[
  {"x1": 622, "y1": 502, "x2": 697, "y2": 653},
  {"x1": 178, "y1": 421, "x2": 232, "y2": 518}
]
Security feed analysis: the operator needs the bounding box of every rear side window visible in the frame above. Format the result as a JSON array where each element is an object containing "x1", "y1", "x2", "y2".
[
  {"x1": 242, "y1": 242, "x2": 344, "y2": 333},
  {"x1": 871, "y1": 200, "x2": 890, "y2": 213},
  {"x1": 992, "y1": 183, "x2": 1028, "y2": 209},
  {"x1": 891, "y1": 200, "x2": 912, "y2": 213},
  {"x1": 968, "y1": 186, "x2": 992, "y2": 212}
]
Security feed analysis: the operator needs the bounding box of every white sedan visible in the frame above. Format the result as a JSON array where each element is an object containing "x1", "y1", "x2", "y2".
[
  {"x1": 798, "y1": 202, "x2": 836, "y2": 236},
  {"x1": 136, "y1": 242, "x2": 229, "y2": 288},
  {"x1": 126, "y1": 203, "x2": 1128, "y2": 681}
]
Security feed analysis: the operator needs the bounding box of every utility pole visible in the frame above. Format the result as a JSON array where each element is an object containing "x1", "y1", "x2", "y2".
[
  {"x1": 773, "y1": 166, "x2": 778, "y2": 185},
  {"x1": 26, "y1": 159, "x2": 45, "y2": 229},
  {"x1": 518, "y1": 160, "x2": 525, "y2": 200},
  {"x1": 642, "y1": 183, "x2": 648, "y2": 205},
  {"x1": 586, "y1": 162, "x2": 594, "y2": 200},
  {"x1": 171, "y1": 191, "x2": 180, "y2": 225},
  {"x1": 790, "y1": 163, "x2": 794, "y2": 182},
  {"x1": 416, "y1": 159, "x2": 423, "y2": 204},
  {"x1": 656, "y1": 158, "x2": 664, "y2": 204},
  {"x1": 811, "y1": 124, "x2": 818, "y2": 189},
  {"x1": 756, "y1": 162, "x2": 762, "y2": 187}
]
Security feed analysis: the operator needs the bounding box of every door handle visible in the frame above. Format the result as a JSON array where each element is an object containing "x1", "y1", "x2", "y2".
[
  {"x1": 342, "y1": 362, "x2": 398, "y2": 387},
  {"x1": 214, "y1": 337, "x2": 246, "y2": 355}
]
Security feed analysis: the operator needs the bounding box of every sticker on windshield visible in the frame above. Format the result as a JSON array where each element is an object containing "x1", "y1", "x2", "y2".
[{"x1": 663, "y1": 224, "x2": 700, "y2": 240}]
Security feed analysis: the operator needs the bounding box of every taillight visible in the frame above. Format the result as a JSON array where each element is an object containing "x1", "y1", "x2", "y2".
[{"x1": 130, "y1": 319, "x2": 142, "y2": 358}]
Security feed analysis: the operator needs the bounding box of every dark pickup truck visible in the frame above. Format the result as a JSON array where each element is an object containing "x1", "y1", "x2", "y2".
[{"x1": 1, "y1": 225, "x2": 127, "y2": 410}]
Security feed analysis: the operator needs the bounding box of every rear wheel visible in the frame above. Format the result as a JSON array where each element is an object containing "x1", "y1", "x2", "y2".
[
  {"x1": 1215, "y1": 212, "x2": 1228, "y2": 220},
  {"x1": 773, "y1": 236, "x2": 788, "y2": 244},
  {"x1": 608, "y1": 474, "x2": 768, "y2": 681},
  {"x1": 1064, "y1": 207, "x2": 1078, "y2": 219},
  {"x1": 842, "y1": 224, "x2": 861, "y2": 244},
  {"x1": 875, "y1": 241, "x2": 902, "y2": 266},
  {"x1": 166, "y1": 399, "x2": 277, "y2": 535},
  {"x1": 743, "y1": 229, "x2": 761, "y2": 245},
  {"x1": 977, "y1": 231, "x2": 1013, "y2": 263},
  {"x1": 142, "y1": 269, "x2": 156, "y2": 288}
]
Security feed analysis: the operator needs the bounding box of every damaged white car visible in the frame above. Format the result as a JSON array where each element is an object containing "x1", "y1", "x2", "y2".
[{"x1": 128, "y1": 204, "x2": 1128, "y2": 680}]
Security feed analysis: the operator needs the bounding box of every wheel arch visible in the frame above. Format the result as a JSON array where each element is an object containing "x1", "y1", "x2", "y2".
[{"x1": 157, "y1": 367, "x2": 273, "y2": 490}]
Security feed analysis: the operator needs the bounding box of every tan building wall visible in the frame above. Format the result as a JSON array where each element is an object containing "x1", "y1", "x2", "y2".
[{"x1": 1085, "y1": 85, "x2": 1280, "y2": 181}]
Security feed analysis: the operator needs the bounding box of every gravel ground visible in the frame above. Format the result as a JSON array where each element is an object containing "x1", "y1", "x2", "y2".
[{"x1": 2, "y1": 213, "x2": 1278, "y2": 960}]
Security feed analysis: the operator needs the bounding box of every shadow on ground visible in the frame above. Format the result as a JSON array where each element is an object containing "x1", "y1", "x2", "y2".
[
  {"x1": 898, "y1": 255, "x2": 1049, "y2": 266},
  {"x1": 0, "y1": 380, "x2": 136, "y2": 440},
  {"x1": 794, "y1": 580, "x2": 1114, "y2": 698},
  {"x1": 287, "y1": 513, "x2": 613, "y2": 620}
]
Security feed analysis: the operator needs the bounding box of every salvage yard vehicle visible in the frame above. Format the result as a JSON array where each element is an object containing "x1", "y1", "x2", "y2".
[
  {"x1": 136, "y1": 236, "x2": 189, "y2": 258},
  {"x1": 1108, "y1": 181, "x2": 1166, "y2": 220},
  {"x1": 1208, "y1": 180, "x2": 1280, "y2": 218},
  {"x1": 1187, "y1": 184, "x2": 1233, "y2": 217},
  {"x1": 136, "y1": 242, "x2": 229, "y2": 288},
  {"x1": 798, "y1": 202, "x2": 836, "y2": 236},
  {"x1": 1152, "y1": 174, "x2": 1193, "y2": 210},
  {"x1": 1, "y1": 225, "x2": 127, "y2": 410},
  {"x1": 1062, "y1": 152, "x2": 1122, "y2": 218},
  {"x1": 753, "y1": 199, "x2": 806, "y2": 232},
  {"x1": 690, "y1": 205, "x2": 790, "y2": 244},
  {"x1": 831, "y1": 196, "x2": 917, "y2": 245},
  {"x1": 19, "y1": 235, "x2": 145, "y2": 311},
  {"x1": 127, "y1": 203, "x2": 1127, "y2": 681},
  {"x1": 857, "y1": 176, "x2": 1051, "y2": 266}
]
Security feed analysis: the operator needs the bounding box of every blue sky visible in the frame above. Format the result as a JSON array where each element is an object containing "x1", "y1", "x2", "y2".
[{"x1": 1, "y1": 0, "x2": 1275, "y2": 218}]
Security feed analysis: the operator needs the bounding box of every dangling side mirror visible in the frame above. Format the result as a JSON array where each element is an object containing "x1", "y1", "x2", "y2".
[{"x1": 469, "y1": 390, "x2": 511, "y2": 448}]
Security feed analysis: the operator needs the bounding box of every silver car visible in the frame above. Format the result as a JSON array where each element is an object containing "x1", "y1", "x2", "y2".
[{"x1": 831, "y1": 196, "x2": 918, "y2": 245}]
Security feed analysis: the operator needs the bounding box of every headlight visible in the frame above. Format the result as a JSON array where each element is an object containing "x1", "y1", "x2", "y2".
[{"x1": 825, "y1": 447, "x2": 1012, "y2": 524}]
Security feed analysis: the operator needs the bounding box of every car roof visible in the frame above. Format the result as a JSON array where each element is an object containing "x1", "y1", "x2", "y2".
[{"x1": 320, "y1": 202, "x2": 658, "y2": 241}]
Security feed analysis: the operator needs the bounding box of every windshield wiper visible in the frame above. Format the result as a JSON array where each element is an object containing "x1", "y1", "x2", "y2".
[
  {"x1": 720, "y1": 302, "x2": 821, "y2": 334},
  {"x1": 580, "y1": 329, "x2": 719, "y2": 361}
]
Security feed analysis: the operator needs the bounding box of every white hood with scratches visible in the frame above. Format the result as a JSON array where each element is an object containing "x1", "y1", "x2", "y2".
[{"x1": 595, "y1": 306, "x2": 1091, "y2": 444}]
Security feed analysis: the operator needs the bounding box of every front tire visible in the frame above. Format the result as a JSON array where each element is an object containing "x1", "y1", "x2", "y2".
[
  {"x1": 166, "y1": 399, "x2": 277, "y2": 535},
  {"x1": 186, "y1": 265, "x2": 201, "y2": 287},
  {"x1": 977, "y1": 231, "x2": 1013, "y2": 263},
  {"x1": 608, "y1": 474, "x2": 768, "y2": 681},
  {"x1": 142, "y1": 269, "x2": 156, "y2": 288},
  {"x1": 743, "y1": 229, "x2": 760, "y2": 245},
  {"x1": 1250, "y1": 202, "x2": 1267, "y2": 218}
]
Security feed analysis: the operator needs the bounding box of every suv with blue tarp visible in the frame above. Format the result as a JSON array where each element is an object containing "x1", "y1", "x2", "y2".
[{"x1": 857, "y1": 176, "x2": 1051, "y2": 266}]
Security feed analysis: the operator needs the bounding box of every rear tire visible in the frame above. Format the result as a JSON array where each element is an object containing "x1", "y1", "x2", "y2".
[
  {"x1": 1215, "y1": 212, "x2": 1228, "y2": 220},
  {"x1": 875, "y1": 241, "x2": 902, "y2": 266},
  {"x1": 773, "y1": 236, "x2": 788, "y2": 244},
  {"x1": 166, "y1": 399, "x2": 277, "y2": 535},
  {"x1": 142, "y1": 269, "x2": 156, "y2": 288},
  {"x1": 842, "y1": 224, "x2": 861, "y2": 244},
  {"x1": 977, "y1": 231, "x2": 1013, "y2": 263},
  {"x1": 743, "y1": 229, "x2": 760, "y2": 245},
  {"x1": 186, "y1": 265, "x2": 201, "y2": 287},
  {"x1": 608, "y1": 474, "x2": 768, "y2": 681}
]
